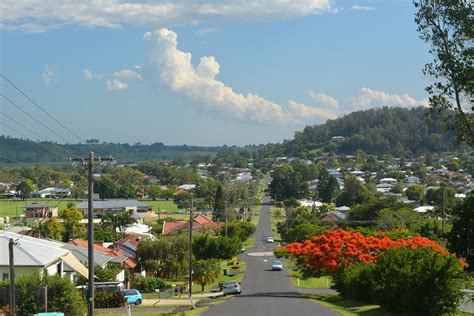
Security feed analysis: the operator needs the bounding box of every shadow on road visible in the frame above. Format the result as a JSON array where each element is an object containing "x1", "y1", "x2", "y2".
[{"x1": 234, "y1": 291, "x2": 308, "y2": 299}]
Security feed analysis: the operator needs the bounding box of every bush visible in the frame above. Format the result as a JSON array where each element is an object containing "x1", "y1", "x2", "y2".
[
  {"x1": 224, "y1": 222, "x2": 256, "y2": 242},
  {"x1": 371, "y1": 247, "x2": 466, "y2": 315},
  {"x1": 334, "y1": 247, "x2": 467, "y2": 316},
  {"x1": 94, "y1": 291, "x2": 127, "y2": 308},
  {"x1": 193, "y1": 235, "x2": 241, "y2": 260},
  {"x1": 332, "y1": 262, "x2": 375, "y2": 303},
  {"x1": 134, "y1": 276, "x2": 168, "y2": 293}
]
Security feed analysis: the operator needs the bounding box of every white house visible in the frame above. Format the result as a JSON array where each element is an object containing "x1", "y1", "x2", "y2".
[
  {"x1": 380, "y1": 178, "x2": 397, "y2": 185},
  {"x1": 0, "y1": 231, "x2": 88, "y2": 282}
]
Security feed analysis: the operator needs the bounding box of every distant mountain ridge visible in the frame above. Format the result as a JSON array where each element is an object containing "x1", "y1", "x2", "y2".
[
  {"x1": 272, "y1": 107, "x2": 464, "y2": 157},
  {"x1": 0, "y1": 136, "x2": 222, "y2": 164}
]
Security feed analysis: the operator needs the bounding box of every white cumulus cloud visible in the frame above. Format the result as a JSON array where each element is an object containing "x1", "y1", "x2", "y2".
[
  {"x1": 82, "y1": 68, "x2": 94, "y2": 80},
  {"x1": 1, "y1": 0, "x2": 336, "y2": 33},
  {"x1": 113, "y1": 68, "x2": 142, "y2": 80},
  {"x1": 351, "y1": 5, "x2": 374, "y2": 11},
  {"x1": 41, "y1": 66, "x2": 56, "y2": 84},
  {"x1": 309, "y1": 91, "x2": 339, "y2": 109},
  {"x1": 147, "y1": 28, "x2": 337, "y2": 125},
  {"x1": 350, "y1": 87, "x2": 429, "y2": 111},
  {"x1": 106, "y1": 78, "x2": 128, "y2": 91}
]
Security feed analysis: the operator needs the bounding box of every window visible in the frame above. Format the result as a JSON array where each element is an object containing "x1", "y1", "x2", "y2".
[{"x1": 2, "y1": 273, "x2": 9, "y2": 281}]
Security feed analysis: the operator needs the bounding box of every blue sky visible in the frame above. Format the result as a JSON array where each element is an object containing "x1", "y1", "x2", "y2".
[{"x1": 0, "y1": 0, "x2": 432, "y2": 146}]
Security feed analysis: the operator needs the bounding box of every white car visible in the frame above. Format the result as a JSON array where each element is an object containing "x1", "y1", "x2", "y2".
[
  {"x1": 266, "y1": 236, "x2": 274, "y2": 243},
  {"x1": 223, "y1": 280, "x2": 241, "y2": 295}
]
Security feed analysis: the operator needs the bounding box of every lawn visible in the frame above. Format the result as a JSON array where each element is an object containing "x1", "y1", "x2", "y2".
[
  {"x1": 308, "y1": 294, "x2": 396, "y2": 316},
  {"x1": 0, "y1": 198, "x2": 78, "y2": 218},
  {"x1": 285, "y1": 261, "x2": 332, "y2": 289},
  {"x1": 143, "y1": 200, "x2": 178, "y2": 212}
]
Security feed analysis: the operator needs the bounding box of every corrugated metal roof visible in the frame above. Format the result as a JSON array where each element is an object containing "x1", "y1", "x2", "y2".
[
  {"x1": 75, "y1": 199, "x2": 150, "y2": 210},
  {"x1": 0, "y1": 231, "x2": 68, "y2": 267}
]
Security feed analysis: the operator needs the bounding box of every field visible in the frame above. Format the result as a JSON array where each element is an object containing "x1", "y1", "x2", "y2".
[{"x1": 0, "y1": 198, "x2": 179, "y2": 219}]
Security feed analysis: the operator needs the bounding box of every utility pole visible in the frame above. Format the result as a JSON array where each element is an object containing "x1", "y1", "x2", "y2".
[
  {"x1": 225, "y1": 201, "x2": 228, "y2": 237},
  {"x1": 9, "y1": 238, "x2": 15, "y2": 315},
  {"x1": 70, "y1": 152, "x2": 116, "y2": 316},
  {"x1": 441, "y1": 186, "x2": 446, "y2": 235},
  {"x1": 188, "y1": 197, "x2": 195, "y2": 309}
]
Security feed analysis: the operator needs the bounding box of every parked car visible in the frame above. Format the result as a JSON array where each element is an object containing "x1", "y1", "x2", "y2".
[
  {"x1": 266, "y1": 236, "x2": 274, "y2": 243},
  {"x1": 223, "y1": 280, "x2": 241, "y2": 295},
  {"x1": 122, "y1": 289, "x2": 142, "y2": 305},
  {"x1": 272, "y1": 260, "x2": 283, "y2": 271}
]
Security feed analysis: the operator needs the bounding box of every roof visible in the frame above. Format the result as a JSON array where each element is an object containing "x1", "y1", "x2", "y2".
[
  {"x1": 0, "y1": 231, "x2": 68, "y2": 267},
  {"x1": 70, "y1": 239, "x2": 136, "y2": 269},
  {"x1": 414, "y1": 206, "x2": 435, "y2": 213},
  {"x1": 162, "y1": 215, "x2": 221, "y2": 235},
  {"x1": 75, "y1": 199, "x2": 150, "y2": 210},
  {"x1": 24, "y1": 202, "x2": 53, "y2": 209}
]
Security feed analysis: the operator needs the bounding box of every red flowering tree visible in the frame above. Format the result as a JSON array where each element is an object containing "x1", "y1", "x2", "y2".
[{"x1": 274, "y1": 229, "x2": 463, "y2": 277}]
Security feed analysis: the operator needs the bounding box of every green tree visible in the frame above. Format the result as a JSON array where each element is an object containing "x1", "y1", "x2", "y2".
[
  {"x1": 317, "y1": 168, "x2": 339, "y2": 203},
  {"x1": 414, "y1": 0, "x2": 474, "y2": 144},
  {"x1": 224, "y1": 221, "x2": 256, "y2": 242},
  {"x1": 213, "y1": 185, "x2": 225, "y2": 221},
  {"x1": 59, "y1": 205, "x2": 83, "y2": 241},
  {"x1": 448, "y1": 193, "x2": 474, "y2": 270},
  {"x1": 39, "y1": 218, "x2": 64, "y2": 240},
  {"x1": 193, "y1": 235, "x2": 241, "y2": 260},
  {"x1": 336, "y1": 176, "x2": 370, "y2": 207},
  {"x1": 101, "y1": 211, "x2": 136, "y2": 238},
  {"x1": 405, "y1": 184, "x2": 425, "y2": 202},
  {"x1": 136, "y1": 236, "x2": 189, "y2": 279},
  {"x1": 375, "y1": 207, "x2": 423, "y2": 231},
  {"x1": 17, "y1": 179, "x2": 35, "y2": 200},
  {"x1": 192, "y1": 259, "x2": 221, "y2": 292},
  {"x1": 280, "y1": 223, "x2": 325, "y2": 243}
]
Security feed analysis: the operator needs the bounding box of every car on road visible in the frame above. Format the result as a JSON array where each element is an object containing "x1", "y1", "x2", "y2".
[
  {"x1": 266, "y1": 236, "x2": 274, "y2": 243},
  {"x1": 122, "y1": 289, "x2": 142, "y2": 305},
  {"x1": 223, "y1": 280, "x2": 241, "y2": 296},
  {"x1": 272, "y1": 260, "x2": 283, "y2": 271}
]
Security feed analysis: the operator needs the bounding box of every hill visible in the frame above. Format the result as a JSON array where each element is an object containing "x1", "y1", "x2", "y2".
[
  {"x1": 0, "y1": 136, "x2": 222, "y2": 165},
  {"x1": 270, "y1": 107, "x2": 464, "y2": 158}
]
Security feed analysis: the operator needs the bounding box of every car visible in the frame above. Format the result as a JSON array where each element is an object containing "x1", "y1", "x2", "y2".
[
  {"x1": 222, "y1": 280, "x2": 241, "y2": 296},
  {"x1": 122, "y1": 289, "x2": 142, "y2": 305},
  {"x1": 272, "y1": 260, "x2": 283, "y2": 271},
  {"x1": 266, "y1": 236, "x2": 274, "y2": 243}
]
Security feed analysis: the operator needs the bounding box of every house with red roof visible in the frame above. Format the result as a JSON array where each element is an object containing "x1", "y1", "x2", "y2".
[{"x1": 162, "y1": 214, "x2": 221, "y2": 235}]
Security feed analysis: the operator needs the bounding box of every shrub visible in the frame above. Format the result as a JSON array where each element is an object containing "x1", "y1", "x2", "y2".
[
  {"x1": 371, "y1": 247, "x2": 467, "y2": 316},
  {"x1": 224, "y1": 222, "x2": 256, "y2": 242},
  {"x1": 333, "y1": 247, "x2": 467, "y2": 316},
  {"x1": 134, "y1": 276, "x2": 168, "y2": 293},
  {"x1": 94, "y1": 291, "x2": 127, "y2": 308}
]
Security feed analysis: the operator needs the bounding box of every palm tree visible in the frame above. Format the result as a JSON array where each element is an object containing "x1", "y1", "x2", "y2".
[{"x1": 101, "y1": 211, "x2": 137, "y2": 239}]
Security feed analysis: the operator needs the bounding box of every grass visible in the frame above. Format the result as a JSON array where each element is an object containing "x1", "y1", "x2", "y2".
[
  {"x1": 0, "y1": 198, "x2": 78, "y2": 218},
  {"x1": 143, "y1": 200, "x2": 179, "y2": 212},
  {"x1": 307, "y1": 294, "x2": 396, "y2": 316},
  {"x1": 285, "y1": 261, "x2": 332, "y2": 289}
]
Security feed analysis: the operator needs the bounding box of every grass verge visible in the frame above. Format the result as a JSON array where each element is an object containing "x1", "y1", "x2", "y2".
[{"x1": 285, "y1": 261, "x2": 332, "y2": 289}]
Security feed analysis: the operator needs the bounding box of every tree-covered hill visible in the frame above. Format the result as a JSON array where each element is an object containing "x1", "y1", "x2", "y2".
[
  {"x1": 0, "y1": 136, "x2": 222, "y2": 165},
  {"x1": 269, "y1": 107, "x2": 466, "y2": 158}
]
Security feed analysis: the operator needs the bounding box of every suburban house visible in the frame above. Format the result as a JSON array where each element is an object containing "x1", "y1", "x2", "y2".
[
  {"x1": 0, "y1": 231, "x2": 88, "y2": 282},
  {"x1": 75, "y1": 199, "x2": 151, "y2": 218},
  {"x1": 24, "y1": 202, "x2": 58, "y2": 220},
  {"x1": 114, "y1": 233, "x2": 153, "y2": 261},
  {"x1": 69, "y1": 239, "x2": 138, "y2": 282},
  {"x1": 320, "y1": 211, "x2": 347, "y2": 222},
  {"x1": 380, "y1": 178, "x2": 397, "y2": 185},
  {"x1": 32, "y1": 187, "x2": 71, "y2": 199},
  {"x1": 162, "y1": 214, "x2": 221, "y2": 235}
]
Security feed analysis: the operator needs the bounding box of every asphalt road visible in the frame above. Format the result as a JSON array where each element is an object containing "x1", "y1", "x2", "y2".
[{"x1": 203, "y1": 196, "x2": 339, "y2": 316}]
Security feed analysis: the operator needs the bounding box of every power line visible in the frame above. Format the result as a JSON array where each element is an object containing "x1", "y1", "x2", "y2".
[
  {"x1": 1, "y1": 74, "x2": 109, "y2": 157},
  {"x1": 0, "y1": 121, "x2": 72, "y2": 160},
  {"x1": 1, "y1": 74, "x2": 85, "y2": 143},
  {"x1": 0, "y1": 111, "x2": 81, "y2": 159},
  {"x1": 0, "y1": 93, "x2": 76, "y2": 145}
]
